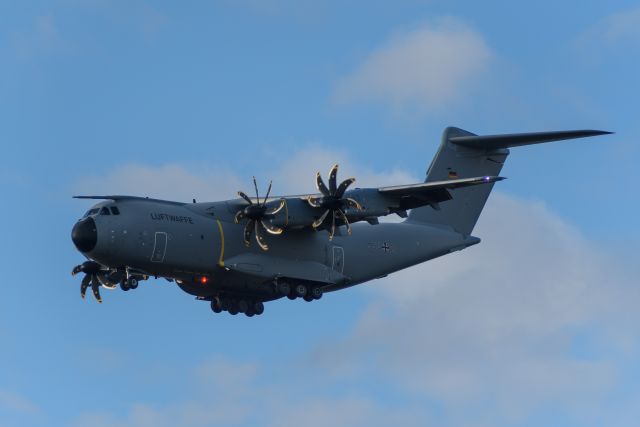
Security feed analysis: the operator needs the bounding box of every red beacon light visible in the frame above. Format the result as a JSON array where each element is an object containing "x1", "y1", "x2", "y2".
[{"x1": 200, "y1": 276, "x2": 209, "y2": 284}]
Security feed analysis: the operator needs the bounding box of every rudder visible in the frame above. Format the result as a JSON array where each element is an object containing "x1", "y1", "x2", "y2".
[{"x1": 408, "y1": 127, "x2": 509, "y2": 236}]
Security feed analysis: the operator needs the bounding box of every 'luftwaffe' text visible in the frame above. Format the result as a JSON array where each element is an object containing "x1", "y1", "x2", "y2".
[{"x1": 150, "y1": 213, "x2": 194, "y2": 224}]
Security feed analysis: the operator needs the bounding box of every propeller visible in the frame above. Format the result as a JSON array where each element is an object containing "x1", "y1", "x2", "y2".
[
  {"x1": 71, "y1": 261, "x2": 117, "y2": 303},
  {"x1": 234, "y1": 177, "x2": 286, "y2": 251},
  {"x1": 307, "y1": 164, "x2": 362, "y2": 240}
]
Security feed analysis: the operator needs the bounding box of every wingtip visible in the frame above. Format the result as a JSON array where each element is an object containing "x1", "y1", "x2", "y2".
[
  {"x1": 482, "y1": 176, "x2": 506, "y2": 183},
  {"x1": 591, "y1": 130, "x2": 614, "y2": 136}
]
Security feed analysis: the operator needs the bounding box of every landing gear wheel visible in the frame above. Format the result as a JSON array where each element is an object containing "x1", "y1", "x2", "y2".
[
  {"x1": 127, "y1": 277, "x2": 139, "y2": 289},
  {"x1": 277, "y1": 282, "x2": 291, "y2": 296},
  {"x1": 294, "y1": 284, "x2": 307, "y2": 298},
  {"x1": 253, "y1": 302, "x2": 264, "y2": 315},
  {"x1": 238, "y1": 300, "x2": 249, "y2": 314},
  {"x1": 287, "y1": 293, "x2": 296, "y2": 300},
  {"x1": 120, "y1": 280, "x2": 130, "y2": 291},
  {"x1": 228, "y1": 301, "x2": 238, "y2": 315},
  {"x1": 310, "y1": 286, "x2": 323, "y2": 300},
  {"x1": 221, "y1": 299, "x2": 231, "y2": 311},
  {"x1": 211, "y1": 298, "x2": 222, "y2": 313},
  {"x1": 303, "y1": 295, "x2": 314, "y2": 302}
]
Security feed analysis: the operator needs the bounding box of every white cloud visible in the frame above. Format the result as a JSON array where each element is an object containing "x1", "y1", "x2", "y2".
[
  {"x1": 312, "y1": 191, "x2": 639, "y2": 422},
  {"x1": 11, "y1": 15, "x2": 64, "y2": 58},
  {"x1": 73, "y1": 147, "x2": 417, "y2": 202},
  {"x1": 599, "y1": 7, "x2": 640, "y2": 44},
  {"x1": 272, "y1": 146, "x2": 416, "y2": 194},
  {"x1": 73, "y1": 164, "x2": 244, "y2": 202},
  {"x1": 267, "y1": 397, "x2": 427, "y2": 427},
  {"x1": 334, "y1": 18, "x2": 493, "y2": 112},
  {"x1": 71, "y1": 357, "x2": 258, "y2": 427},
  {"x1": 575, "y1": 6, "x2": 640, "y2": 54},
  {"x1": 71, "y1": 357, "x2": 428, "y2": 427},
  {"x1": 0, "y1": 389, "x2": 40, "y2": 415},
  {"x1": 70, "y1": 151, "x2": 640, "y2": 425}
]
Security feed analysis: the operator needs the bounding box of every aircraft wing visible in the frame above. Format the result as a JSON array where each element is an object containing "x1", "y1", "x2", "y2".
[{"x1": 377, "y1": 176, "x2": 504, "y2": 209}]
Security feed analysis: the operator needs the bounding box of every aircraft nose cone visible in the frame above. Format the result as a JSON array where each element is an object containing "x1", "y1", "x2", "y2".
[{"x1": 72, "y1": 217, "x2": 97, "y2": 253}]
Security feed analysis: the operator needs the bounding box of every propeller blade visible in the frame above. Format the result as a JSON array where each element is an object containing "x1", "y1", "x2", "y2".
[
  {"x1": 329, "y1": 211, "x2": 336, "y2": 240},
  {"x1": 90, "y1": 275, "x2": 102, "y2": 303},
  {"x1": 237, "y1": 179, "x2": 285, "y2": 248},
  {"x1": 238, "y1": 191, "x2": 253, "y2": 205},
  {"x1": 80, "y1": 274, "x2": 91, "y2": 299},
  {"x1": 316, "y1": 172, "x2": 331, "y2": 196},
  {"x1": 263, "y1": 180, "x2": 273, "y2": 205},
  {"x1": 261, "y1": 219, "x2": 283, "y2": 235},
  {"x1": 243, "y1": 221, "x2": 255, "y2": 247},
  {"x1": 328, "y1": 164, "x2": 339, "y2": 194},
  {"x1": 255, "y1": 222, "x2": 269, "y2": 251},
  {"x1": 336, "y1": 177, "x2": 356, "y2": 198},
  {"x1": 234, "y1": 210, "x2": 245, "y2": 224},
  {"x1": 344, "y1": 198, "x2": 362, "y2": 210},
  {"x1": 312, "y1": 209, "x2": 330, "y2": 228},
  {"x1": 252, "y1": 176, "x2": 260, "y2": 202},
  {"x1": 336, "y1": 209, "x2": 352, "y2": 235},
  {"x1": 72, "y1": 265, "x2": 82, "y2": 276},
  {"x1": 267, "y1": 199, "x2": 286, "y2": 215},
  {"x1": 307, "y1": 197, "x2": 322, "y2": 208}
]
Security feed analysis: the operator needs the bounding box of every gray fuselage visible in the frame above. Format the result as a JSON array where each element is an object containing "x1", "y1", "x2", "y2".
[{"x1": 75, "y1": 197, "x2": 478, "y2": 302}]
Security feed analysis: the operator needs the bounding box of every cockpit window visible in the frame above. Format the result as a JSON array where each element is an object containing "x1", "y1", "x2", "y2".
[
  {"x1": 100, "y1": 207, "x2": 111, "y2": 215},
  {"x1": 110, "y1": 206, "x2": 120, "y2": 215},
  {"x1": 83, "y1": 208, "x2": 100, "y2": 218}
]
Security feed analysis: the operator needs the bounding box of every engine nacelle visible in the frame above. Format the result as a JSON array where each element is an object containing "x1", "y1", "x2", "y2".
[{"x1": 269, "y1": 188, "x2": 394, "y2": 229}]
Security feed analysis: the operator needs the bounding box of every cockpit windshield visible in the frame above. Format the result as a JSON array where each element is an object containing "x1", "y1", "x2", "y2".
[
  {"x1": 82, "y1": 205, "x2": 121, "y2": 218},
  {"x1": 83, "y1": 208, "x2": 100, "y2": 218}
]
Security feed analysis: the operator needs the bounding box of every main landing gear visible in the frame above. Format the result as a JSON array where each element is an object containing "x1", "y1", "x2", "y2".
[
  {"x1": 210, "y1": 297, "x2": 265, "y2": 317},
  {"x1": 276, "y1": 282, "x2": 323, "y2": 302},
  {"x1": 208, "y1": 283, "x2": 324, "y2": 318}
]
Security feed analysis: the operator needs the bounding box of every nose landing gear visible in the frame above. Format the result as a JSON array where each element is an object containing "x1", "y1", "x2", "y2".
[
  {"x1": 119, "y1": 269, "x2": 148, "y2": 291},
  {"x1": 120, "y1": 276, "x2": 142, "y2": 291}
]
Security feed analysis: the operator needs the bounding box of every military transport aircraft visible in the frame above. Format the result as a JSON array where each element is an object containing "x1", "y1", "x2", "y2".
[{"x1": 71, "y1": 127, "x2": 611, "y2": 317}]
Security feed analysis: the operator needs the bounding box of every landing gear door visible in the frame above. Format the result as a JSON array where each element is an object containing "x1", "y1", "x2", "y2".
[
  {"x1": 151, "y1": 232, "x2": 167, "y2": 263},
  {"x1": 331, "y1": 246, "x2": 344, "y2": 274}
]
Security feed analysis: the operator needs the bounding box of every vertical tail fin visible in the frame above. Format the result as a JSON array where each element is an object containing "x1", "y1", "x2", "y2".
[
  {"x1": 408, "y1": 127, "x2": 508, "y2": 236},
  {"x1": 408, "y1": 127, "x2": 611, "y2": 236}
]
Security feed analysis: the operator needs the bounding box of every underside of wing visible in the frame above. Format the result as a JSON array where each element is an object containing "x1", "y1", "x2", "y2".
[{"x1": 378, "y1": 176, "x2": 504, "y2": 210}]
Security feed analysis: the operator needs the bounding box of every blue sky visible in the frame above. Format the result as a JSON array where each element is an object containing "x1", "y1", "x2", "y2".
[{"x1": 1, "y1": 1, "x2": 639, "y2": 426}]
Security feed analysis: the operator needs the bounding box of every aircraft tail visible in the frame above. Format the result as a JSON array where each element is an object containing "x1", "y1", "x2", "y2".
[{"x1": 408, "y1": 127, "x2": 611, "y2": 236}]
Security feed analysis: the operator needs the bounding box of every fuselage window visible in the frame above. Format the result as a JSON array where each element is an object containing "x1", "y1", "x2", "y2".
[
  {"x1": 100, "y1": 207, "x2": 111, "y2": 215},
  {"x1": 110, "y1": 206, "x2": 120, "y2": 215}
]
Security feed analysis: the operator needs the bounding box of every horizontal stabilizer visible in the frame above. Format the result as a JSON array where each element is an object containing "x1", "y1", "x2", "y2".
[{"x1": 450, "y1": 129, "x2": 612, "y2": 150}]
